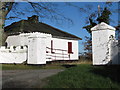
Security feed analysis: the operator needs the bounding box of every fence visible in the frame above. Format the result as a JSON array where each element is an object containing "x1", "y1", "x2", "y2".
[{"x1": 46, "y1": 47, "x2": 70, "y2": 61}]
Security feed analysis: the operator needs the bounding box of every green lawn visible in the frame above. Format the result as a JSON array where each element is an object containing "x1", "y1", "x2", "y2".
[
  {"x1": 1, "y1": 60, "x2": 91, "y2": 70},
  {"x1": 44, "y1": 64, "x2": 120, "y2": 88},
  {"x1": 1, "y1": 63, "x2": 120, "y2": 88}
]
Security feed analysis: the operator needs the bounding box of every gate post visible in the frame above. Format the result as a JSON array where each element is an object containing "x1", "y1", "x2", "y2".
[
  {"x1": 91, "y1": 22, "x2": 116, "y2": 65},
  {"x1": 27, "y1": 33, "x2": 47, "y2": 64}
]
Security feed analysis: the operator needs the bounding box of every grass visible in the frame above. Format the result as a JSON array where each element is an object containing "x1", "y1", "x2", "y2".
[
  {"x1": 1, "y1": 64, "x2": 65, "y2": 70},
  {"x1": 1, "y1": 60, "x2": 91, "y2": 70},
  {"x1": 44, "y1": 64, "x2": 120, "y2": 88},
  {"x1": 1, "y1": 61, "x2": 120, "y2": 88}
]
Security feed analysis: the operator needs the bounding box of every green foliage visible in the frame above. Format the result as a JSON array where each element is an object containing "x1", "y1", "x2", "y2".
[
  {"x1": 97, "y1": 7, "x2": 111, "y2": 24},
  {"x1": 83, "y1": 7, "x2": 111, "y2": 34},
  {"x1": 83, "y1": 25, "x2": 93, "y2": 34},
  {"x1": 44, "y1": 64, "x2": 120, "y2": 88},
  {"x1": 2, "y1": 24, "x2": 5, "y2": 29},
  {"x1": 83, "y1": 18, "x2": 97, "y2": 34}
]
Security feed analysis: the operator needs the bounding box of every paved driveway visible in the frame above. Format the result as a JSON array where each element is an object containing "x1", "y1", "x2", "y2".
[{"x1": 2, "y1": 69, "x2": 64, "y2": 88}]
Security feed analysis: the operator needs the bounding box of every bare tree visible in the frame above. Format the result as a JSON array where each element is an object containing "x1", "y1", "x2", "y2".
[
  {"x1": 0, "y1": 2, "x2": 15, "y2": 46},
  {"x1": 0, "y1": 2, "x2": 73, "y2": 46}
]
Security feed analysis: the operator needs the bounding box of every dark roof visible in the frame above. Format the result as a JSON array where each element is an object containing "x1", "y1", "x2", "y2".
[{"x1": 5, "y1": 20, "x2": 82, "y2": 40}]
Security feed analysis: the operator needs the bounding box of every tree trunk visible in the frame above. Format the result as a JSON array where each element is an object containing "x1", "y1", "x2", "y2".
[
  {"x1": 0, "y1": 2, "x2": 14, "y2": 46},
  {"x1": 0, "y1": 2, "x2": 5, "y2": 46}
]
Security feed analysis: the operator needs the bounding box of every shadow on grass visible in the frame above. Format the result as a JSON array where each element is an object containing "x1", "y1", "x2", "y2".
[
  {"x1": 90, "y1": 65, "x2": 120, "y2": 83},
  {"x1": 61, "y1": 64, "x2": 77, "y2": 68}
]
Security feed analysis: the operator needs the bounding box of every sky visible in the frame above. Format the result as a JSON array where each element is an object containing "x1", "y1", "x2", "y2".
[{"x1": 5, "y1": 2, "x2": 119, "y2": 54}]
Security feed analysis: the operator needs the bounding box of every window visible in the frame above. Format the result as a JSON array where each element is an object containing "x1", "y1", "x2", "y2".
[{"x1": 68, "y1": 42, "x2": 73, "y2": 53}]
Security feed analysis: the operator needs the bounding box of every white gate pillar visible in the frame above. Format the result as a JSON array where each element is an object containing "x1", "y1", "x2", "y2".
[
  {"x1": 28, "y1": 34, "x2": 47, "y2": 64},
  {"x1": 91, "y1": 22, "x2": 116, "y2": 65}
]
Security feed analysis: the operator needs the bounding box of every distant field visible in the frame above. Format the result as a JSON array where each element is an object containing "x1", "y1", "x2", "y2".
[{"x1": 44, "y1": 64, "x2": 120, "y2": 88}]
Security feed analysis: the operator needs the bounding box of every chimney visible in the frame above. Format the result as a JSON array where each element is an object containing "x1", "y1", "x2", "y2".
[{"x1": 28, "y1": 15, "x2": 39, "y2": 23}]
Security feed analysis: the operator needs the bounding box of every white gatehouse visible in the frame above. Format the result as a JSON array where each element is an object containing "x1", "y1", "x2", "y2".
[{"x1": 0, "y1": 32, "x2": 80, "y2": 64}]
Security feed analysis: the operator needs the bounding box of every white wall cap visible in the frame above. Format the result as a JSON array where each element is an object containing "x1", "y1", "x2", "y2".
[
  {"x1": 0, "y1": 46, "x2": 6, "y2": 50},
  {"x1": 28, "y1": 35, "x2": 46, "y2": 38},
  {"x1": 91, "y1": 22, "x2": 116, "y2": 31},
  {"x1": 20, "y1": 32, "x2": 52, "y2": 37}
]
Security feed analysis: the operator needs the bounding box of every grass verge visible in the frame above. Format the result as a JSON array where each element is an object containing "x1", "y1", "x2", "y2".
[
  {"x1": 44, "y1": 64, "x2": 120, "y2": 88},
  {"x1": 1, "y1": 60, "x2": 91, "y2": 70},
  {"x1": 1, "y1": 64, "x2": 65, "y2": 70}
]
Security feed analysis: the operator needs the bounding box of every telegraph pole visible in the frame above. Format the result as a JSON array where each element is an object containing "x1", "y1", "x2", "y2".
[{"x1": 98, "y1": 5, "x2": 100, "y2": 19}]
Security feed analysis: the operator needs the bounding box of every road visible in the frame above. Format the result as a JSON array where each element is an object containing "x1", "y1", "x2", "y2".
[{"x1": 2, "y1": 69, "x2": 64, "y2": 88}]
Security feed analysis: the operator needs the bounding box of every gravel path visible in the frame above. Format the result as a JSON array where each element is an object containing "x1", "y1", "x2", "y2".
[{"x1": 2, "y1": 69, "x2": 64, "y2": 88}]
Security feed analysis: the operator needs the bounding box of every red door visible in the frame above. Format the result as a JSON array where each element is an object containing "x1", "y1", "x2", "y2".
[{"x1": 68, "y1": 42, "x2": 72, "y2": 53}]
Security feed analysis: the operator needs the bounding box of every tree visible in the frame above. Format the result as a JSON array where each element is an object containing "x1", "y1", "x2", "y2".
[
  {"x1": 83, "y1": 18, "x2": 97, "y2": 35},
  {"x1": 97, "y1": 7, "x2": 111, "y2": 24},
  {"x1": 0, "y1": 2, "x2": 73, "y2": 46},
  {"x1": 0, "y1": 2, "x2": 15, "y2": 46},
  {"x1": 83, "y1": 36, "x2": 92, "y2": 60},
  {"x1": 83, "y1": 7, "x2": 111, "y2": 34}
]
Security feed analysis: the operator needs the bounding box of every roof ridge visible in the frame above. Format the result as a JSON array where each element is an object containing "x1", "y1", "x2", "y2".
[
  {"x1": 39, "y1": 22, "x2": 82, "y2": 40},
  {"x1": 5, "y1": 19, "x2": 82, "y2": 40}
]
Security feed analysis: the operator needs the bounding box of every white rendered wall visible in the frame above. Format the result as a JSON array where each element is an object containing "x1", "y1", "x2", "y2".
[
  {"x1": 6, "y1": 33, "x2": 52, "y2": 47},
  {"x1": 0, "y1": 46, "x2": 27, "y2": 64},
  {"x1": 5, "y1": 32, "x2": 79, "y2": 64},
  {"x1": 19, "y1": 34, "x2": 30, "y2": 46},
  {"x1": 50, "y1": 37, "x2": 78, "y2": 60},
  {"x1": 5, "y1": 32, "x2": 52, "y2": 64},
  {"x1": 46, "y1": 35, "x2": 52, "y2": 61},
  {"x1": 110, "y1": 40, "x2": 119, "y2": 64},
  {"x1": 6, "y1": 36, "x2": 21, "y2": 47},
  {"x1": 0, "y1": 52, "x2": 26, "y2": 64},
  {"x1": 6, "y1": 33, "x2": 32, "y2": 47},
  {"x1": 28, "y1": 37, "x2": 38, "y2": 64},
  {"x1": 91, "y1": 22, "x2": 116, "y2": 65}
]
